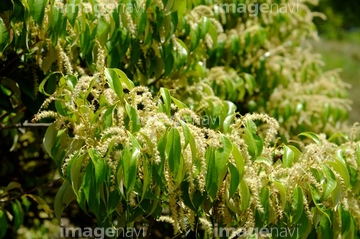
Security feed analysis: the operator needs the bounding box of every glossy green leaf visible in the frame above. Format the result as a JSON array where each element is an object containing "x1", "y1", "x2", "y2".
[
  {"x1": 232, "y1": 145, "x2": 245, "y2": 180},
  {"x1": 254, "y1": 156, "x2": 272, "y2": 167},
  {"x1": 321, "y1": 165, "x2": 337, "y2": 200},
  {"x1": 319, "y1": 213, "x2": 333, "y2": 239},
  {"x1": 283, "y1": 145, "x2": 295, "y2": 168},
  {"x1": 298, "y1": 132, "x2": 321, "y2": 146},
  {"x1": 160, "y1": 88, "x2": 171, "y2": 115},
  {"x1": 327, "y1": 157, "x2": 350, "y2": 188},
  {"x1": 105, "y1": 68, "x2": 123, "y2": 100},
  {"x1": 308, "y1": 184, "x2": 331, "y2": 222},
  {"x1": 291, "y1": 186, "x2": 304, "y2": 225},
  {"x1": 113, "y1": 69, "x2": 134, "y2": 90},
  {"x1": 166, "y1": 128, "x2": 182, "y2": 183}
]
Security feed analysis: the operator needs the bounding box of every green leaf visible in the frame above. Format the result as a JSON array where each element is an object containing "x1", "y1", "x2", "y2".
[
  {"x1": 103, "y1": 105, "x2": 115, "y2": 129},
  {"x1": 97, "y1": 17, "x2": 110, "y2": 45},
  {"x1": 287, "y1": 145, "x2": 301, "y2": 163},
  {"x1": 66, "y1": 0, "x2": 80, "y2": 26},
  {"x1": 88, "y1": 148, "x2": 107, "y2": 193},
  {"x1": 171, "y1": 96, "x2": 188, "y2": 109},
  {"x1": 160, "y1": 88, "x2": 171, "y2": 115},
  {"x1": 30, "y1": 0, "x2": 48, "y2": 25},
  {"x1": 113, "y1": 69, "x2": 134, "y2": 90},
  {"x1": 125, "y1": 103, "x2": 140, "y2": 133},
  {"x1": 122, "y1": 133, "x2": 140, "y2": 195},
  {"x1": 6, "y1": 182, "x2": 22, "y2": 192},
  {"x1": 291, "y1": 186, "x2": 304, "y2": 225},
  {"x1": 321, "y1": 165, "x2": 337, "y2": 200},
  {"x1": 55, "y1": 180, "x2": 76, "y2": 223},
  {"x1": 228, "y1": 163, "x2": 240, "y2": 198},
  {"x1": 166, "y1": 128, "x2": 182, "y2": 184},
  {"x1": 308, "y1": 184, "x2": 331, "y2": 222},
  {"x1": 273, "y1": 181, "x2": 287, "y2": 211},
  {"x1": 214, "y1": 135, "x2": 232, "y2": 185},
  {"x1": 327, "y1": 157, "x2": 350, "y2": 188},
  {"x1": 282, "y1": 145, "x2": 295, "y2": 168},
  {"x1": 205, "y1": 146, "x2": 217, "y2": 198},
  {"x1": 340, "y1": 205, "x2": 351, "y2": 237},
  {"x1": 319, "y1": 213, "x2": 333, "y2": 239},
  {"x1": 258, "y1": 187, "x2": 270, "y2": 223},
  {"x1": 232, "y1": 146, "x2": 245, "y2": 180},
  {"x1": 0, "y1": 209, "x2": 7, "y2": 239},
  {"x1": 298, "y1": 132, "x2": 321, "y2": 146},
  {"x1": 43, "y1": 123, "x2": 57, "y2": 157},
  {"x1": 0, "y1": 17, "x2": 9, "y2": 52},
  {"x1": 254, "y1": 156, "x2": 272, "y2": 167},
  {"x1": 244, "y1": 119, "x2": 263, "y2": 159},
  {"x1": 105, "y1": 68, "x2": 123, "y2": 100},
  {"x1": 70, "y1": 153, "x2": 86, "y2": 195},
  {"x1": 39, "y1": 72, "x2": 62, "y2": 96},
  {"x1": 11, "y1": 200, "x2": 24, "y2": 230},
  {"x1": 239, "y1": 180, "x2": 250, "y2": 212}
]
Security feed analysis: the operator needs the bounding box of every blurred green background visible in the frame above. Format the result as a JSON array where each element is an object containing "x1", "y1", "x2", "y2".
[{"x1": 312, "y1": 0, "x2": 360, "y2": 123}]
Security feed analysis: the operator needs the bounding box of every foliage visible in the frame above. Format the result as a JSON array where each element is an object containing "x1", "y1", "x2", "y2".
[
  {"x1": 312, "y1": 0, "x2": 360, "y2": 38},
  {"x1": 0, "y1": 0, "x2": 359, "y2": 238}
]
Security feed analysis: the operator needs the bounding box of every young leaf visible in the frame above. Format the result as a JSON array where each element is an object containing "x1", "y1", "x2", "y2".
[
  {"x1": 105, "y1": 68, "x2": 124, "y2": 100},
  {"x1": 321, "y1": 165, "x2": 337, "y2": 200},
  {"x1": 298, "y1": 132, "x2": 321, "y2": 146},
  {"x1": 282, "y1": 145, "x2": 295, "y2": 168}
]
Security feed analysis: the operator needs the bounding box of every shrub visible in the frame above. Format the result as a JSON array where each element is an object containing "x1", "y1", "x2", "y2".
[{"x1": 1, "y1": 0, "x2": 359, "y2": 238}]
